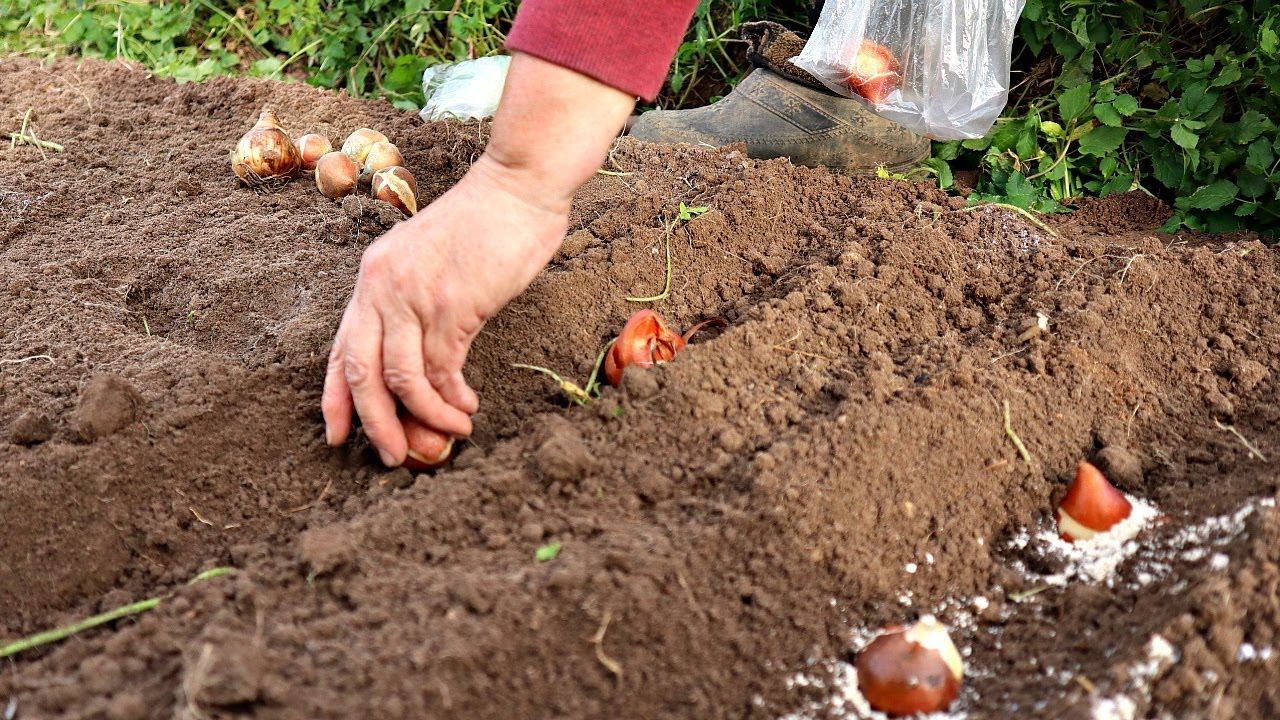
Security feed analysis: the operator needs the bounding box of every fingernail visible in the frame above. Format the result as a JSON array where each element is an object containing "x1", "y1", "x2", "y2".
[
  {"x1": 379, "y1": 449, "x2": 400, "y2": 468},
  {"x1": 324, "y1": 423, "x2": 335, "y2": 446}
]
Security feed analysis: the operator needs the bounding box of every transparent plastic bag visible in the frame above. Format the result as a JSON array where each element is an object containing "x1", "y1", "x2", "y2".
[
  {"x1": 791, "y1": 0, "x2": 1025, "y2": 140},
  {"x1": 419, "y1": 56, "x2": 511, "y2": 122}
]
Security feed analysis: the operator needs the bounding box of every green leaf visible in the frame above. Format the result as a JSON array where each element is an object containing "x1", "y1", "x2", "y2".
[
  {"x1": 1093, "y1": 103, "x2": 1123, "y2": 127},
  {"x1": 1210, "y1": 63, "x2": 1242, "y2": 87},
  {"x1": 1099, "y1": 156, "x2": 1119, "y2": 177},
  {"x1": 1235, "y1": 111, "x2": 1268, "y2": 144},
  {"x1": 1178, "y1": 82, "x2": 1217, "y2": 117},
  {"x1": 1015, "y1": 123, "x2": 1040, "y2": 159},
  {"x1": 1039, "y1": 120, "x2": 1064, "y2": 138},
  {"x1": 677, "y1": 202, "x2": 709, "y2": 220},
  {"x1": 1235, "y1": 202, "x2": 1259, "y2": 217},
  {"x1": 1111, "y1": 94, "x2": 1139, "y2": 116},
  {"x1": 921, "y1": 157, "x2": 954, "y2": 189},
  {"x1": 936, "y1": 141, "x2": 965, "y2": 160},
  {"x1": 1262, "y1": 26, "x2": 1278, "y2": 55},
  {"x1": 250, "y1": 57, "x2": 284, "y2": 77},
  {"x1": 1236, "y1": 170, "x2": 1267, "y2": 198},
  {"x1": 1160, "y1": 214, "x2": 1186, "y2": 233},
  {"x1": 1070, "y1": 10, "x2": 1092, "y2": 47},
  {"x1": 1246, "y1": 138, "x2": 1275, "y2": 171},
  {"x1": 1170, "y1": 123, "x2": 1199, "y2": 149},
  {"x1": 1057, "y1": 84, "x2": 1092, "y2": 122},
  {"x1": 1185, "y1": 180, "x2": 1238, "y2": 210},
  {"x1": 1099, "y1": 174, "x2": 1132, "y2": 196},
  {"x1": 988, "y1": 118, "x2": 1025, "y2": 151},
  {"x1": 1004, "y1": 172, "x2": 1037, "y2": 209},
  {"x1": 535, "y1": 542, "x2": 562, "y2": 562},
  {"x1": 383, "y1": 54, "x2": 428, "y2": 97},
  {"x1": 1078, "y1": 125, "x2": 1128, "y2": 156}
]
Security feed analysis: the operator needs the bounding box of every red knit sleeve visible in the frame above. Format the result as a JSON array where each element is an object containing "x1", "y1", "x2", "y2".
[{"x1": 505, "y1": 0, "x2": 700, "y2": 101}]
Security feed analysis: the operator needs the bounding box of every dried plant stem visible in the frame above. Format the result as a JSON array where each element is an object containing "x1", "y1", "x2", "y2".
[
  {"x1": 589, "y1": 610, "x2": 623, "y2": 679},
  {"x1": 512, "y1": 364, "x2": 592, "y2": 405},
  {"x1": 1214, "y1": 419, "x2": 1268, "y2": 462},
  {"x1": 959, "y1": 202, "x2": 1060, "y2": 238},
  {"x1": 627, "y1": 220, "x2": 675, "y2": 303},
  {"x1": 1003, "y1": 400, "x2": 1034, "y2": 467},
  {"x1": 0, "y1": 354, "x2": 55, "y2": 366},
  {"x1": 8, "y1": 108, "x2": 64, "y2": 153}
]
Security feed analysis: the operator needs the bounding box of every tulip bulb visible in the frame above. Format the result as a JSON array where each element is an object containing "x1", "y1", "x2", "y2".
[
  {"x1": 315, "y1": 151, "x2": 359, "y2": 199},
  {"x1": 844, "y1": 40, "x2": 901, "y2": 105},
  {"x1": 341, "y1": 128, "x2": 389, "y2": 164},
  {"x1": 231, "y1": 108, "x2": 301, "y2": 190},
  {"x1": 1057, "y1": 461, "x2": 1133, "y2": 542},
  {"x1": 371, "y1": 166, "x2": 418, "y2": 216},
  {"x1": 604, "y1": 310, "x2": 721, "y2": 386},
  {"x1": 856, "y1": 616, "x2": 963, "y2": 717},
  {"x1": 401, "y1": 414, "x2": 454, "y2": 471},
  {"x1": 295, "y1": 133, "x2": 332, "y2": 172},
  {"x1": 360, "y1": 141, "x2": 405, "y2": 183}
]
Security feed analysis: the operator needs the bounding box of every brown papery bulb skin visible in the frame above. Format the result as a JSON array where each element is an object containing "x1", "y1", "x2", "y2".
[
  {"x1": 231, "y1": 108, "x2": 301, "y2": 190},
  {"x1": 603, "y1": 310, "x2": 722, "y2": 386},
  {"x1": 855, "y1": 616, "x2": 963, "y2": 717},
  {"x1": 341, "y1": 128, "x2": 389, "y2": 165},
  {"x1": 401, "y1": 414, "x2": 454, "y2": 471},
  {"x1": 604, "y1": 310, "x2": 686, "y2": 387},
  {"x1": 314, "y1": 152, "x2": 359, "y2": 199},
  {"x1": 294, "y1": 133, "x2": 332, "y2": 172},
  {"x1": 371, "y1": 166, "x2": 418, "y2": 216},
  {"x1": 360, "y1": 141, "x2": 405, "y2": 183}
]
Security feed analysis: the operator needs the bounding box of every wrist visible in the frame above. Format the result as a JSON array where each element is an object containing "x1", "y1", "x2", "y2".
[
  {"x1": 464, "y1": 53, "x2": 634, "y2": 215},
  {"x1": 465, "y1": 150, "x2": 579, "y2": 217}
]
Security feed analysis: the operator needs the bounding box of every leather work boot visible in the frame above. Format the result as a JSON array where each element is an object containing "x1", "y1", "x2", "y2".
[{"x1": 629, "y1": 22, "x2": 930, "y2": 174}]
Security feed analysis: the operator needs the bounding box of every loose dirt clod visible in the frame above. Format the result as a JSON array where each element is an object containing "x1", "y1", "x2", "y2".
[
  {"x1": 8, "y1": 410, "x2": 52, "y2": 445},
  {"x1": 74, "y1": 374, "x2": 141, "y2": 441}
]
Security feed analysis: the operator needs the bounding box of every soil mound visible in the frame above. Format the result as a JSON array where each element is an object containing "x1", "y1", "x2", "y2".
[{"x1": 2, "y1": 58, "x2": 1278, "y2": 719}]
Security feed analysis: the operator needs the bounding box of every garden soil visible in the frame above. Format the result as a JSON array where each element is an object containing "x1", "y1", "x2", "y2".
[{"x1": 2, "y1": 58, "x2": 1279, "y2": 719}]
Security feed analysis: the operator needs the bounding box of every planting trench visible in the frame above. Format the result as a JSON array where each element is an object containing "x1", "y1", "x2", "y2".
[{"x1": 1, "y1": 58, "x2": 1279, "y2": 719}]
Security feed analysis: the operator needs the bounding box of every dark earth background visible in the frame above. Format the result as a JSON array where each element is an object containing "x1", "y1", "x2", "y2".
[{"x1": 2, "y1": 57, "x2": 1278, "y2": 718}]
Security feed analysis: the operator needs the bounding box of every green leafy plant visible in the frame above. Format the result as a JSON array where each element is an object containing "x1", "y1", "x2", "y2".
[
  {"x1": 0, "y1": 0, "x2": 513, "y2": 109},
  {"x1": 1, "y1": 1, "x2": 806, "y2": 111},
  {"x1": 3, "y1": 0, "x2": 1275, "y2": 233},
  {"x1": 935, "y1": 0, "x2": 1280, "y2": 235}
]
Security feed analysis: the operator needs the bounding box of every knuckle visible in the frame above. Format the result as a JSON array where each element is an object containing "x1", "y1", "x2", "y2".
[
  {"x1": 381, "y1": 367, "x2": 420, "y2": 397},
  {"x1": 342, "y1": 356, "x2": 374, "y2": 388},
  {"x1": 359, "y1": 248, "x2": 390, "y2": 278}
]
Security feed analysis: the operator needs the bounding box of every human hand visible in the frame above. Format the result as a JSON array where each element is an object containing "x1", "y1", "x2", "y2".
[
  {"x1": 321, "y1": 154, "x2": 570, "y2": 466},
  {"x1": 321, "y1": 53, "x2": 635, "y2": 466}
]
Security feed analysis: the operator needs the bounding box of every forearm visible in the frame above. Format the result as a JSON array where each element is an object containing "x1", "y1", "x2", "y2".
[{"x1": 473, "y1": 52, "x2": 635, "y2": 214}]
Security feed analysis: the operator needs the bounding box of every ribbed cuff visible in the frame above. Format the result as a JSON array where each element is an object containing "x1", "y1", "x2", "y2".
[{"x1": 506, "y1": 0, "x2": 699, "y2": 101}]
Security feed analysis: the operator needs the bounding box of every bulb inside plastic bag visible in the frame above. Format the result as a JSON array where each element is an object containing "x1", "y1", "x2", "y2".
[
  {"x1": 792, "y1": 0, "x2": 1026, "y2": 140},
  {"x1": 420, "y1": 56, "x2": 511, "y2": 122}
]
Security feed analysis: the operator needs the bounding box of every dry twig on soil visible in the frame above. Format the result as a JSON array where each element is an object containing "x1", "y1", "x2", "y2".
[
  {"x1": 8, "y1": 108, "x2": 64, "y2": 154},
  {"x1": 0, "y1": 354, "x2": 55, "y2": 366},
  {"x1": 956, "y1": 202, "x2": 1060, "y2": 238},
  {"x1": 589, "y1": 610, "x2": 623, "y2": 679},
  {"x1": 1002, "y1": 400, "x2": 1034, "y2": 468},
  {"x1": 1214, "y1": 420, "x2": 1268, "y2": 462}
]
